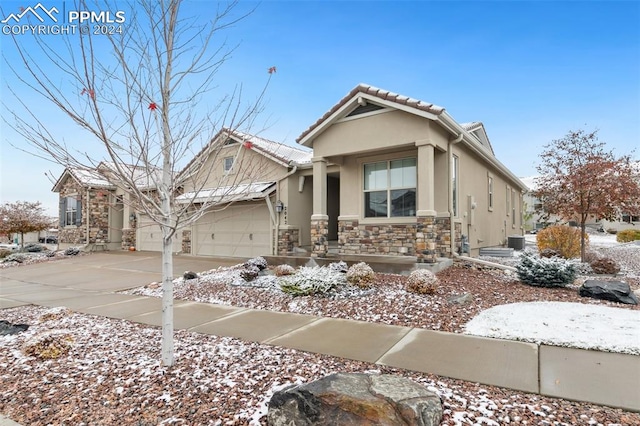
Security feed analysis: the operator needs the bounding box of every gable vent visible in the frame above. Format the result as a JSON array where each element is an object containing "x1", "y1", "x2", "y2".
[{"x1": 346, "y1": 102, "x2": 384, "y2": 117}]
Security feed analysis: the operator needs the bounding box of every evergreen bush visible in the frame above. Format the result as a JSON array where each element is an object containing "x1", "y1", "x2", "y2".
[
  {"x1": 279, "y1": 266, "x2": 346, "y2": 296},
  {"x1": 245, "y1": 256, "x2": 268, "y2": 271},
  {"x1": 516, "y1": 250, "x2": 577, "y2": 288}
]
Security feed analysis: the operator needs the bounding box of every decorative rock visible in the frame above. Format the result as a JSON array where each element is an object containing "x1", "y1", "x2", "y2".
[
  {"x1": 579, "y1": 280, "x2": 638, "y2": 305},
  {"x1": 447, "y1": 292, "x2": 474, "y2": 305},
  {"x1": 183, "y1": 271, "x2": 198, "y2": 280},
  {"x1": 267, "y1": 373, "x2": 442, "y2": 426},
  {"x1": 0, "y1": 320, "x2": 29, "y2": 335}
]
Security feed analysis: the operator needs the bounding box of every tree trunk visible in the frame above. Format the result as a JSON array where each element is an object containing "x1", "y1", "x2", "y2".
[
  {"x1": 20, "y1": 232, "x2": 24, "y2": 250},
  {"x1": 580, "y1": 221, "x2": 587, "y2": 263},
  {"x1": 161, "y1": 221, "x2": 174, "y2": 367}
]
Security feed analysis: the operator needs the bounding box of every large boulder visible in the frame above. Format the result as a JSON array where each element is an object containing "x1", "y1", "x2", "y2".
[
  {"x1": 267, "y1": 373, "x2": 442, "y2": 426},
  {"x1": 579, "y1": 280, "x2": 638, "y2": 305}
]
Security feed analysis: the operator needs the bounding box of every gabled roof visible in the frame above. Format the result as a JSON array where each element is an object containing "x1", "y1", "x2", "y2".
[
  {"x1": 178, "y1": 128, "x2": 312, "y2": 181},
  {"x1": 232, "y1": 130, "x2": 312, "y2": 166},
  {"x1": 98, "y1": 162, "x2": 163, "y2": 191},
  {"x1": 175, "y1": 181, "x2": 276, "y2": 205},
  {"x1": 297, "y1": 83, "x2": 445, "y2": 146},
  {"x1": 459, "y1": 122, "x2": 495, "y2": 155},
  {"x1": 296, "y1": 83, "x2": 527, "y2": 192},
  {"x1": 52, "y1": 167, "x2": 115, "y2": 192}
]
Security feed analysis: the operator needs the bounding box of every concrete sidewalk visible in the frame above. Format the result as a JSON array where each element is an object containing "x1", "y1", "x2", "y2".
[{"x1": 1, "y1": 252, "x2": 639, "y2": 413}]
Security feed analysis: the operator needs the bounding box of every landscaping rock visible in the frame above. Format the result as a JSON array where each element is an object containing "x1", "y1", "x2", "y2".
[
  {"x1": 183, "y1": 271, "x2": 198, "y2": 280},
  {"x1": 0, "y1": 320, "x2": 29, "y2": 335},
  {"x1": 267, "y1": 373, "x2": 442, "y2": 426},
  {"x1": 579, "y1": 280, "x2": 638, "y2": 305},
  {"x1": 447, "y1": 292, "x2": 474, "y2": 305}
]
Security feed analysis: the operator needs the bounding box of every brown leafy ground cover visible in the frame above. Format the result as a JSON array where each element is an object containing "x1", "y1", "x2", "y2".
[{"x1": 1, "y1": 243, "x2": 639, "y2": 425}]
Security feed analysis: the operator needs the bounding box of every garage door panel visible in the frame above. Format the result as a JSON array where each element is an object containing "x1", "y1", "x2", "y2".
[
  {"x1": 137, "y1": 218, "x2": 182, "y2": 252},
  {"x1": 193, "y1": 203, "x2": 270, "y2": 258}
]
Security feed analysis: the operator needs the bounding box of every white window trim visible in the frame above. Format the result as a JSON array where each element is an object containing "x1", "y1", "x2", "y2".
[
  {"x1": 223, "y1": 156, "x2": 234, "y2": 172},
  {"x1": 487, "y1": 172, "x2": 494, "y2": 212},
  {"x1": 362, "y1": 157, "x2": 417, "y2": 219}
]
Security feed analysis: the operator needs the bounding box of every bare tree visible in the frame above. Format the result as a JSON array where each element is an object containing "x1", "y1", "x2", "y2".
[
  {"x1": 0, "y1": 201, "x2": 50, "y2": 249},
  {"x1": 2, "y1": 0, "x2": 274, "y2": 366},
  {"x1": 535, "y1": 129, "x2": 640, "y2": 261}
]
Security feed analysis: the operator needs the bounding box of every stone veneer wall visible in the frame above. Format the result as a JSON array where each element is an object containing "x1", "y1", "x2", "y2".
[
  {"x1": 310, "y1": 219, "x2": 328, "y2": 257},
  {"x1": 338, "y1": 220, "x2": 416, "y2": 256},
  {"x1": 433, "y1": 217, "x2": 463, "y2": 257},
  {"x1": 182, "y1": 230, "x2": 191, "y2": 254},
  {"x1": 58, "y1": 179, "x2": 112, "y2": 245},
  {"x1": 122, "y1": 227, "x2": 136, "y2": 250},
  {"x1": 277, "y1": 228, "x2": 299, "y2": 255}
]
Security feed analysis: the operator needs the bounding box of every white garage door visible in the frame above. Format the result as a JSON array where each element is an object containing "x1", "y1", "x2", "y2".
[
  {"x1": 137, "y1": 216, "x2": 183, "y2": 252},
  {"x1": 193, "y1": 203, "x2": 271, "y2": 258}
]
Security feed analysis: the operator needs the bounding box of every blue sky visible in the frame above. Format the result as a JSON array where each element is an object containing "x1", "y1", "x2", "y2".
[{"x1": 1, "y1": 0, "x2": 639, "y2": 216}]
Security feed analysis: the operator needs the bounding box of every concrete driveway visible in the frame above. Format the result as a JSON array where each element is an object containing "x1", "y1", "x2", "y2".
[{"x1": 0, "y1": 251, "x2": 242, "y2": 292}]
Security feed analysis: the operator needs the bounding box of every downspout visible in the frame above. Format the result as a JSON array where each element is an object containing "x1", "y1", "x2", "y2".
[
  {"x1": 448, "y1": 133, "x2": 463, "y2": 256},
  {"x1": 273, "y1": 163, "x2": 298, "y2": 255},
  {"x1": 453, "y1": 252, "x2": 516, "y2": 272}
]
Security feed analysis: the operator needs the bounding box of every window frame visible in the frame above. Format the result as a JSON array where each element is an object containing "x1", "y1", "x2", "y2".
[
  {"x1": 223, "y1": 156, "x2": 234, "y2": 172},
  {"x1": 363, "y1": 157, "x2": 417, "y2": 219},
  {"x1": 487, "y1": 173, "x2": 494, "y2": 211},
  {"x1": 64, "y1": 196, "x2": 78, "y2": 227}
]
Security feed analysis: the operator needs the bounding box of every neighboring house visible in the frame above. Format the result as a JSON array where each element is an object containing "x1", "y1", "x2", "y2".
[
  {"x1": 52, "y1": 84, "x2": 528, "y2": 260},
  {"x1": 52, "y1": 162, "x2": 159, "y2": 250},
  {"x1": 521, "y1": 167, "x2": 640, "y2": 233}
]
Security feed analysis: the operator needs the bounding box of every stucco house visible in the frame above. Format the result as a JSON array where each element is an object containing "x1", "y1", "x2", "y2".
[{"x1": 53, "y1": 84, "x2": 527, "y2": 260}]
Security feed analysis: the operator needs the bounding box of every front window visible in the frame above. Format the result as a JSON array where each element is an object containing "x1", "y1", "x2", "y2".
[
  {"x1": 364, "y1": 158, "x2": 416, "y2": 218},
  {"x1": 65, "y1": 197, "x2": 77, "y2": 226}
]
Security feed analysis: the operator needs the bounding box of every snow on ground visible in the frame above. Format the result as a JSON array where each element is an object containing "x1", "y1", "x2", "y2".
[{"x1": 465, "y1": 301, "x2": 640, "y2": 354}]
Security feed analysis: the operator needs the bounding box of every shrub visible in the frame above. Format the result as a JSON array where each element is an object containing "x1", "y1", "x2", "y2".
[
  {"x1": 0, "y1": 249, "x2": 11, "y2": 259},
  {"x1": 516, "y1": 250, "x2": 577, "y2": 288},
  {"x1": 64, "y1": 247, "x2": 80, "y2": 256},
  {"x1": 245, "y1": 256, "x2": 268, "y2": 271},
  {"x1": 240, "y1": 265, "x2": 260, "y2": 282},
  {"x1": 405, "y1": 269, "x2": 438, "y2": 295},
  {"x1": 279, "y1": 266, "x2": 346, "y2": 296},
  {"x1": 346, "y1": 262, "x2": 375, "y2": 288},
  {"x1": 536, "y1": 225, "x2": 588, "y2": 259},
  {"x1": 582, "y1": 251, "x2": 601, "y2": 264},
  {"x1": 183, "y1": 271, "x2": 198, "y2": 280},
  {"x1": 39, "y1": 307, "x2": 73, "y2": 323},
  {"x1": 329, "y1": 261, "x2": 348, "y2": 274},
  {"x1": 2, "y1": 253, "x2": 26, "y2": 263},
  {"x1": 617, "y1": 229, "x2": 640, "y2": 243},
  {"x1": 23, "y1": 243, "x2": 44, "y2": 253},
  {"x1": 274, "y1": 264, "x2": 295, "y2": 277},
  {"x1": 539, "y1": 248, "x2": 559, "y2": 258},
  {"x1": 589, "y1": 257, "x2": 620, "y2": 275},
  {"x1": 22, "y1": 332, "x2": 74, "y2": 360}
]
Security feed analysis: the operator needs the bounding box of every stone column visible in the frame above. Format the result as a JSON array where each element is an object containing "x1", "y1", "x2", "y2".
[
  {"x1": 415, "y1": 140, "x2": 437, "y2": 262},
  {"x1": 311, "y1": 157, "x2": 328, "y2": 257}
]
